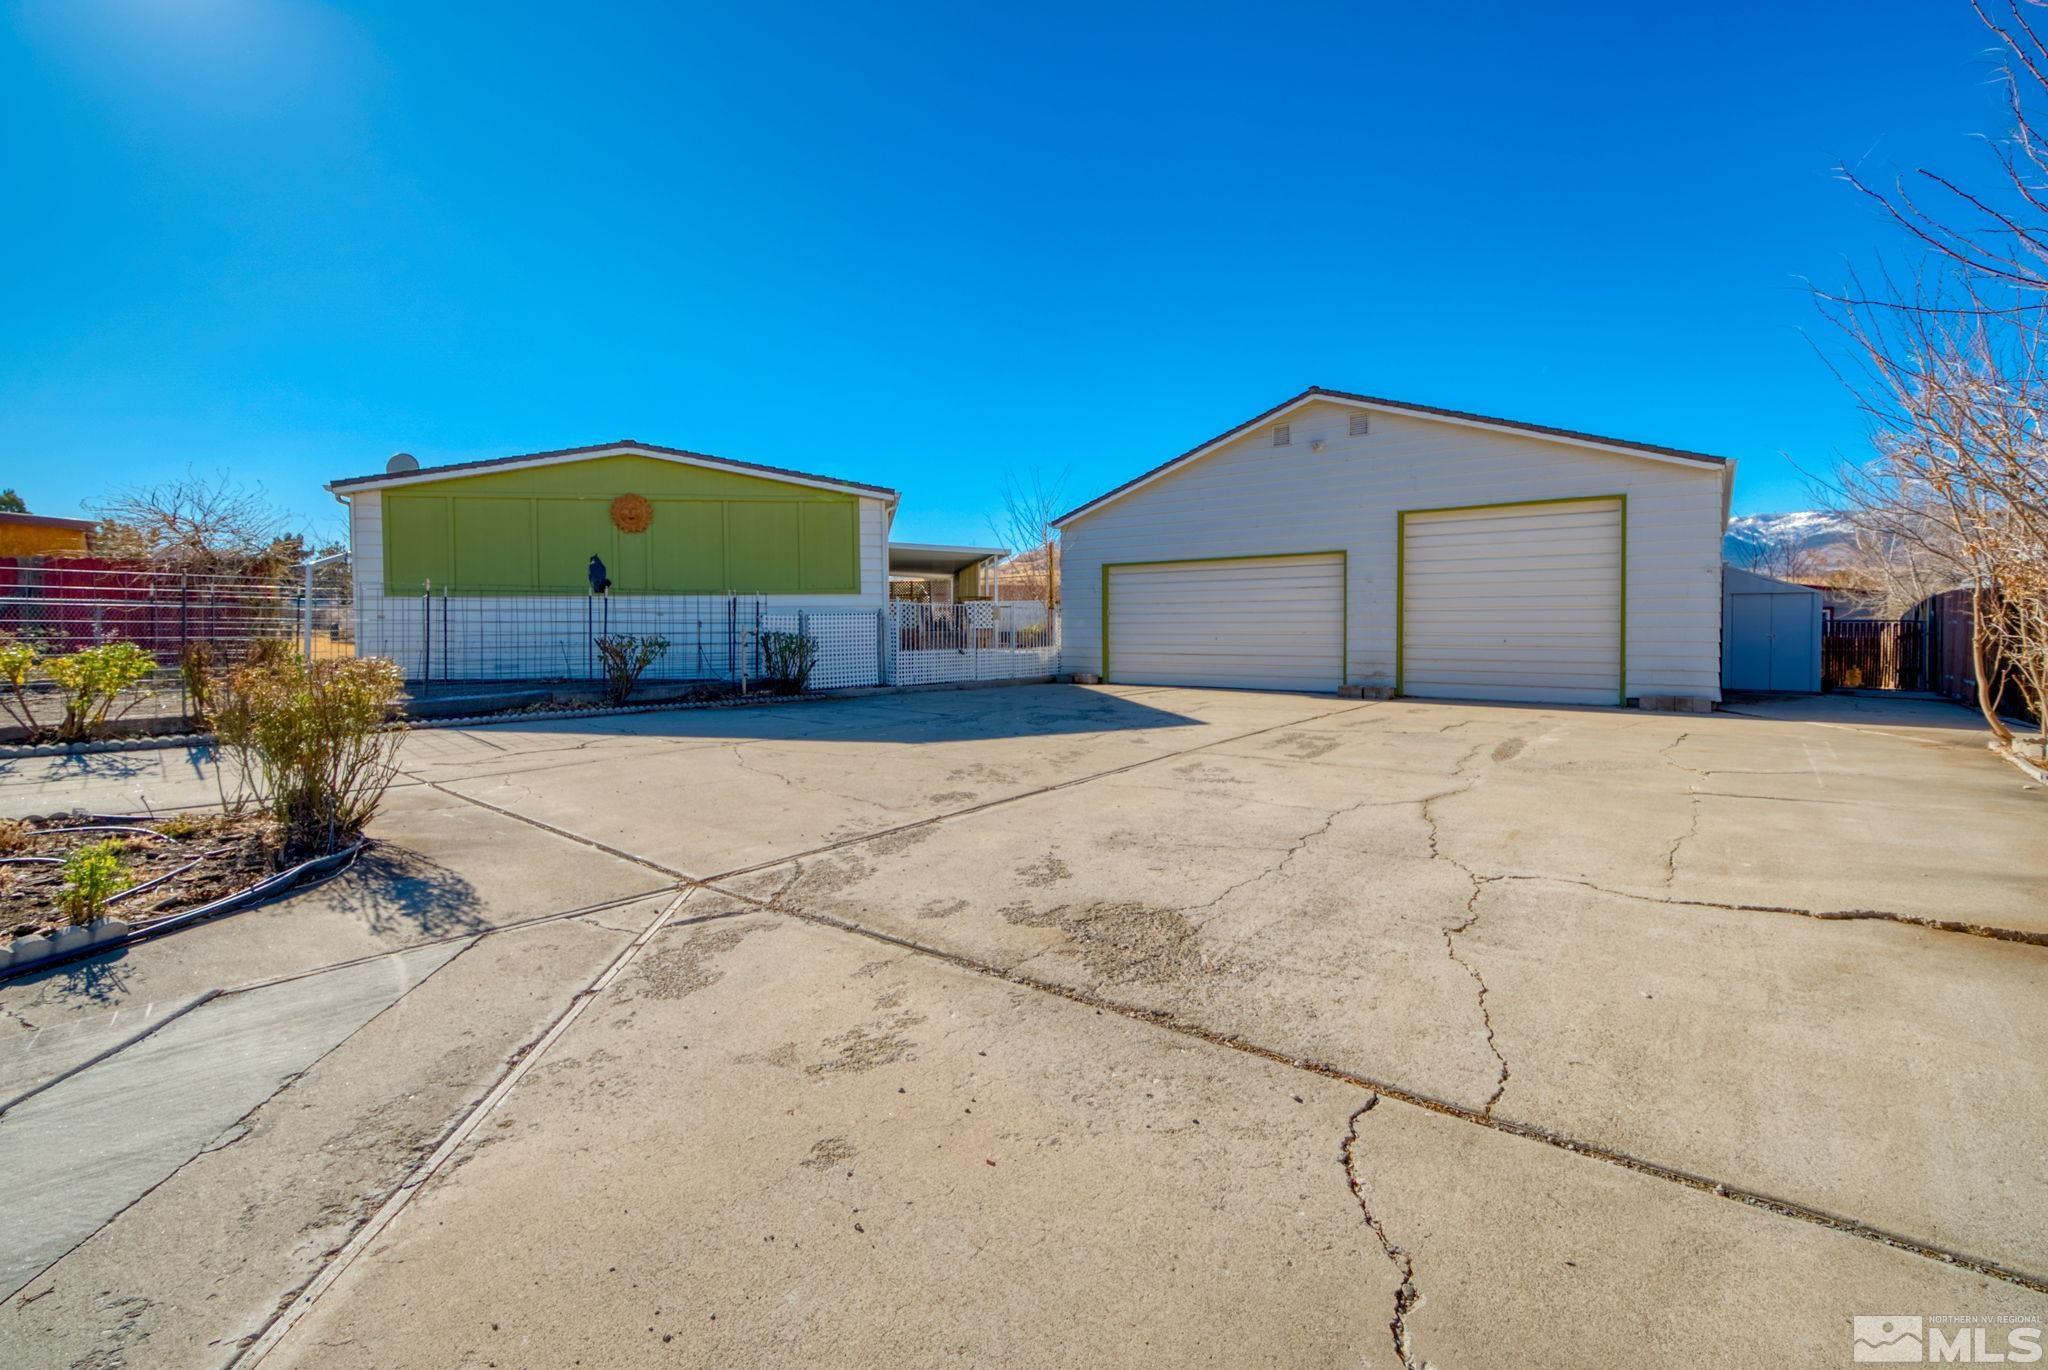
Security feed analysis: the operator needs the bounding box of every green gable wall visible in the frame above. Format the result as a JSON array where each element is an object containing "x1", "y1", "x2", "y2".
[{"x1": 380, "y1": 455, "x2": 863, "y2": 595}]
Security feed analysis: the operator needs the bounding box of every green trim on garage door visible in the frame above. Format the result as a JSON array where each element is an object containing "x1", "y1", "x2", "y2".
[
  {"x1": 1396, "y1": 495, "x2": 1628, "y2": 707},
  {"x1": 1100, "y1": 550, "x2": 1348, "y2": 685}
]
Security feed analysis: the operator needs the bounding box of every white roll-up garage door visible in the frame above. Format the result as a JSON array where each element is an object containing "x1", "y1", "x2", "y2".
[
  {"x1": 1106, "y1": 554, "x2": 1344, "y2": 691},
  {"x1": 1400, "y1": 499, "x2": 1624, "y2": 706}
]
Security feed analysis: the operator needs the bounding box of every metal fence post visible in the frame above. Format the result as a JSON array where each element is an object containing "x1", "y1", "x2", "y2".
[{"x1": 421, "y1": 581, "x2": 432, "y2": 683}]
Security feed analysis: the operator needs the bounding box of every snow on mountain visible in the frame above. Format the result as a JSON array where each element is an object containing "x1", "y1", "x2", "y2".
[{"x1": 1723, "y1": 510, "x2": 1854, "y2": 565}]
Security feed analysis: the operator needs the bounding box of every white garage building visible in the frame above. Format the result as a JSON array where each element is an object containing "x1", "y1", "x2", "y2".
[{"x1": 1054, "y1": 388, "x2": 1734, "y2": 707}]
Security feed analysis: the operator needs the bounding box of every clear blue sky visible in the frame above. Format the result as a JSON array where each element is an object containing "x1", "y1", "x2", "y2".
[{"x1": 0, "y1": 0, "x2": 2017, "y2": 543}]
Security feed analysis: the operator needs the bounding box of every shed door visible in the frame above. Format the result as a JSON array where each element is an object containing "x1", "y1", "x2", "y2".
[
  {"x1": 1726, "y1": 594, "x2": 1774, "y2": 691},
  {"x1": 1105, "y1": 555, "x2": 1344, "y2": 692},
  {"x1": 1401, "y1": 499, "x2": 1624, "y2": 706},
  {"x1": 1768, "y1": 595, "x2": 1812, "y2": 690}
]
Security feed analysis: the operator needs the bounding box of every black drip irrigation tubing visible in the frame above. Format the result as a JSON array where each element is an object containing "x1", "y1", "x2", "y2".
[{"x1": 1, "y1": 837, "x2": 365, "y2": 983}]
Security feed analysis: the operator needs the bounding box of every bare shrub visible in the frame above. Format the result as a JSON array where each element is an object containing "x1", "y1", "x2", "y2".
[
  {"x1": 759, "y1": 630, "x2": 819, "y2": 695},
  {"x1": 593, "y1": 633, "x2": 669, "y2": 705},
  {"x1": 211, "y1": 656, "x2": 405, "y2": 857}
]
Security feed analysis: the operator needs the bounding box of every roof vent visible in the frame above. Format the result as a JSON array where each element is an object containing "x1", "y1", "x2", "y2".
[
  {"x1": 1348, "y1": 413, "x2": 1371, "y2": 436},
  {"x1": 1272, "y1": 423, "x2": 1291, "y2": 447},
  {"x1": 386, "y1": 452, "x2": 420, "y2": 474}
]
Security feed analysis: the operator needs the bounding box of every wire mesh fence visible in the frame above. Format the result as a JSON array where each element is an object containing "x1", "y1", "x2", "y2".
[
  {"x1": 359, "y1": 590, "x2": 895, "y2": 693},
  {"x1": 364, "y1": 592, "x2": 1060, "y2": 692},
  {"x1": 0, "y1": 559, "x2": 353, "y2": 729}
]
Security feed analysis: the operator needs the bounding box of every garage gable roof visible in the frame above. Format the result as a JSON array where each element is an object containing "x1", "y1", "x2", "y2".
[
  {"x1": 1052, "y1": 387, "x2": 1728, "y2": 527},
  {"x1": 327, "y1": 440, "x2": 899, "y2": 502}
]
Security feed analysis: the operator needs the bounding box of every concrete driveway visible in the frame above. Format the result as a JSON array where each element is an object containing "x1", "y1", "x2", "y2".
[{"x1": 2, "y1": 684, "x2": 2044, "y2": 1367}]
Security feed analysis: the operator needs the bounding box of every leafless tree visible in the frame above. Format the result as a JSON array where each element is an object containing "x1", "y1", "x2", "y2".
[
  {"x1": 987, "y1": 468, "x2": 1066, "y2": 618},
  {"x1": 88, "y1": 469, "x2": 306, "y2": 576},
  {"x1": 1821, "y1": 0, "x2": 2048, "y2": 741}
]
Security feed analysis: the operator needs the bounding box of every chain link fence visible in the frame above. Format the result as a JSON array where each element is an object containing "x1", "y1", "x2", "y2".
[{"x1": 0, "y1": 559, "x2": 352, "y2": 729}]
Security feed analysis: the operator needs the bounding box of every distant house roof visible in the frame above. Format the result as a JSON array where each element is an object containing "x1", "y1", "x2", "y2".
[
  {"x1": 0, "y1": 511, "x2": 95, "y2": 531},
  {"x1": 327, "y1": 440, "x2": 898, "y2": 502},
  {"x1": 1054, "y1": 386, "x2": 1729, "y2": 527}
]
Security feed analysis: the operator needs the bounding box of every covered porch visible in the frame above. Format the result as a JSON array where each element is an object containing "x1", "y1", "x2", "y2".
[{"x1": 887, "y1": 542, "x2": 1007, "y2": 604}]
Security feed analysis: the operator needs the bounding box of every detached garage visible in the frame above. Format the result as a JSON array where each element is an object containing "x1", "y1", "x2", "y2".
[{"x1": 1056, "y1": 388, "x2": 1733, "y2": 708}]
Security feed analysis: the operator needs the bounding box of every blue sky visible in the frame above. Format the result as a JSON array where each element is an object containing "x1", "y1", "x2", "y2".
[{"x1": 0, "y1": 1, "x2": 2018, "y2": 543}]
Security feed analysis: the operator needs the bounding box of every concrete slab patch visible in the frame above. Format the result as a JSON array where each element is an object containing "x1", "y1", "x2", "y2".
[
  {"x1": 0, "y1": 938, "x2": 465, "y2": 1300},
  {"x1": 0, "y1": 911, "x2": 642, "y2": 1369}
]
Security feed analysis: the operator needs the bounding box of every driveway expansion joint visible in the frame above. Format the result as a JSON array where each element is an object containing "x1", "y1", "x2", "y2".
[{"x1": 231, "y1": 888, "x2": 694, "y2": 1366}]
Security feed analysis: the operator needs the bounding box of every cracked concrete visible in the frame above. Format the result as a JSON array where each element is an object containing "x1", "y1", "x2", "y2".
[
  {"x1": 6, "y1": 683, "x2": 2046, "y2": 1366},
  {"x1": 1343, "y1": 1097, "x2": 1423, "y2": 1370}
]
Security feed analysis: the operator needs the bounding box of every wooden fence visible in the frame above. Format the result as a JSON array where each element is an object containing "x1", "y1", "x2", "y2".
[{"x1": 1821, "y1": 619, "x2": 1926, "y2": 692}]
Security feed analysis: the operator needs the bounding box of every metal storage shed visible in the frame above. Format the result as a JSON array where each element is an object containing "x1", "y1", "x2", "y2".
[{"x1": 1721, "y1": 567, "x2": 1821, "y2": 693}]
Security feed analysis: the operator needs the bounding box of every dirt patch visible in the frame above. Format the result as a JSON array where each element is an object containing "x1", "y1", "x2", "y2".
[
  {"x1": 800, "y1": 1136, "x2": 860, "y2": 1170},
  {"x1": 0, "y1": 812, "x2": 284, "y2": 942},
  {"x1": 628, "y1": 923, "x2": 758, "y2": 1000},
  {"x1": 917, "y1": 898, "x2": 967, "y2": 920},
  {"x1": 1490, "y1": 738, "x2": 1526, "y2": 764},
  {"x1": 1266, "y1": 731, "x2": 1340, "y2": 761},
  {"x1": 1003, "y1": 900, "x2": 1220, "y2": 986},
  {"x1": 1017, "y1": 854, "x2": 1072, "y2": 888},
  {"x1": 805, "y1": 1012, "x2": 926, "y2": 1075},
  {"x1": 927, "y1": 790, "x2": 975, "y2": 805}
]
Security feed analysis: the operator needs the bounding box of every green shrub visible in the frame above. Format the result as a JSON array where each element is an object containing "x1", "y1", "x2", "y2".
[
  {"x1": 0, "y1": 635, "x2": 38, "y2": 734},
  {"x1": 42, "y1": 642, "x2": 156, "y2": 742},
  {"x1": 58, "y1": 840, "x2": 133, "y2": 925},
  {"x1": 759, "y1": 630, "x2": 820, "y2": 695},
  {"x1": 593, "y1": 633, "x2": 669, "y2": 705},
  {"x1": 211, "y1": 655, "x2": 406, "y2": 857}
]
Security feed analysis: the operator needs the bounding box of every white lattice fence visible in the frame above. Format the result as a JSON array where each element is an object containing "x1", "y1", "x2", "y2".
[
  {"x1": 760, "y1": 608, "x2": 884, "y2": 690},
  {"x1": 889, "y1": 602, "x2": 1060, "y2": 685}
]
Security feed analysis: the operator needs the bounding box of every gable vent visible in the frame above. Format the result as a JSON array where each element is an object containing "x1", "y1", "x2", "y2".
[
  {"x1": 1272, "y1": 423, "x2": 1291, "y2": 447},
  {"x1": 1348, "y1": 413, "x2": 1371, "y2": 436}
]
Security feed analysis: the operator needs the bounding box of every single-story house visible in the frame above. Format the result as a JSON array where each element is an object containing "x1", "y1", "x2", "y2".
[
  {"x1": 1054, "y1": 387, "x2": 1734, "y2": 707},
  {"x1": 327, "y1": 440, "x2": 908, "y2": 680},
  {"x1": 0, "y1": 512, "x2": 94, "y2": 558}
]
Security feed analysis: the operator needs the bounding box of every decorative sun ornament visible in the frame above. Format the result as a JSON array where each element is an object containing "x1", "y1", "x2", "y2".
[{"x1": 610, "y1": 493, "x2": 653, "y2": 534}]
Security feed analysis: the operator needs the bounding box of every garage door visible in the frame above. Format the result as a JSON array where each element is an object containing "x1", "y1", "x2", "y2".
[
  {"x1": 1105, "y1": 554, "x2": 1344, "y2": 691},
  {"x1": 1400, "y1": 499, "x2": 1623, "y2": 706}
]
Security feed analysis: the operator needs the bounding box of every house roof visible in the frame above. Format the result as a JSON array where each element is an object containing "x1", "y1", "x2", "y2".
[
  {"x1": 0, "y1": 511, "x2": 95, "y2": 531},
  {"x1": 326, "y1": 440, "x2": 899, "y2": 501},
  {"x1": 1052, "y1": 386, "x2": 1729, "y2": 527}
]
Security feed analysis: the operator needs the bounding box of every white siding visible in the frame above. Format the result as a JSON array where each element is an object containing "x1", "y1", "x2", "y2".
[
  {"x1": 1106, "y1": 555, "x2": 1343, "y2": 691},
  {"x1": 1402, "y1": 500, "x2": 1622, "y2": 705},
  {"x1": 1060, "y1": 400, "x2": 1727, "y2": 702}
]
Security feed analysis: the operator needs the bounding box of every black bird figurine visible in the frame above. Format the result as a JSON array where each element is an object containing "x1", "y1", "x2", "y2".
[{"x1": 588, "y1": 554, "x2": 612, "y2": 594}]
